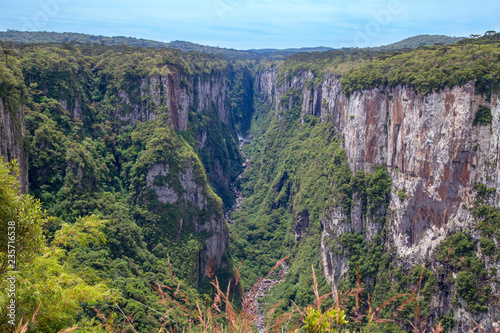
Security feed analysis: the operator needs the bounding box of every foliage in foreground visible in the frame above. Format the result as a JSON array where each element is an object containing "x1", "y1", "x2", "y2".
[
  {"x1": 0, "y1": 159, "x2": 111, "y2": 332},
  {"x1": 0, "y1": 159, "x2": 456, "y2": 333},
  {"x1": 76, "y1": 263, "x2": 452, "y2": 333}
]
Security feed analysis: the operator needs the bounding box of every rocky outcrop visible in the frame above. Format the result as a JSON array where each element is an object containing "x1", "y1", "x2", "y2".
[
  {"x1": 146, "y1": 164, "x2": 178, "y2": 204},
  {"x1": 340, "y1": 82, "x2": 500, "y2": 331},
  {"x1": 117, "y1": 71, "x2": 239, "y2": 210},
  {"x1": 145, "y1": 160, "x2": 228, "y2": 277},
  {"x1": 116, "y1": 73, "x2": 229, "y2": 131},
  {"x1": 342, "y1": 82, "x2": 499, "y2": 261},
  {"x1": 59, "y1": 96, "x2": 83, "y2": 121},
  {"x1": 255, "y1": 66, "x2": 278, "y2": 102},
  {"x1": 263, "y1": 66, "x2": 500, "y2": 330},
  {"x1": 320, "y1": 207, "x2": 350, "y2": 289},
  {"x1": 294, "y1": 209, "x2": 310, "y2": 241},
  {"x1": 0, "y1": 97, "x2": 28, "y2": 193},
  {"x1": 268, "y1": 69, "x2": 499, "y2": 260}
]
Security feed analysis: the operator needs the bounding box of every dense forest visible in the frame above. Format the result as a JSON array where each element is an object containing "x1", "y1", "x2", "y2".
[
  {"x1": 0, "y1": 31, "x2": 464, "y2": 61},
  {"x1": 0, "y1": 31, "x2": 500, "y2": 332},
  {"x1": 0, "y1": 43, "x2": 251, "y2": 331}
]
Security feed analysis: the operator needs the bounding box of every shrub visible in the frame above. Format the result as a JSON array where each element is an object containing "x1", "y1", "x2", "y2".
[
  {"x1": 398, "y1": 188, "x2": 407, "y2": 201},
  {"x1": 473, "y1": 105, "x2": 492, "y2": 126},
  {"x1": 480, "y1": 236, "x2": 495, "y2": 255},
  {"x1": 455, "y1": 271, "x2": 488, "y2": 313}
]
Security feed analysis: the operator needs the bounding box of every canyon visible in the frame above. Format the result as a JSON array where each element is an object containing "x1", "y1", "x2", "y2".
[{"x1": 1, "y1": 42, "x2": 499, "y2": 331}]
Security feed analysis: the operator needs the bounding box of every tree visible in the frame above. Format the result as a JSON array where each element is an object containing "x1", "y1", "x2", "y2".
[
  {"x1": 3, "y1": 49, "x2": 14, "y2": 64},
  {"x1": 0, "y1": 158, "x2": 112, "y2": 331},
  {"x1": 0, "y1": 158, "x2": 44, "y2": 276}
]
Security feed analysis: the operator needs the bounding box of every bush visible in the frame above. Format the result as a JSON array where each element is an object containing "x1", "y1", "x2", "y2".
[
  {"x1": 398, "y1": 188, "x2": 407, "y2": 201},
  {"x1": 473, "y1": 105, "x2": 492, "y2": 126},
  {"x1": 480, "y1": 236, "x2": 495, "y2": 255},
  {"x1": 455, "y1": 271, "x2": 487, "y2": 313}
]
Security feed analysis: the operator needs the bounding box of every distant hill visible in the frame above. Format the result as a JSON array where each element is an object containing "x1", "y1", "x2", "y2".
[
  {"x1": 0, "y1": 30, "x2": 466, "y2": 59},
  {"x1": 166, "y1": 40, "x2": 259, "y2": 59},
  {"x1": 371, "y1": 34, "x2": 464, "y2": 51},
  {"x1": 0, "y1": 30, "x2": 261, "y2": 59},
  {"x1": 0, "y1": 30, "x2": 170, "y2": 47},
  {"x1": 249, "y1": 47, "x2": 333, "y2": 54},
  {"x1": 0, "y1": 31, "x2": 339, "y2": 60}
]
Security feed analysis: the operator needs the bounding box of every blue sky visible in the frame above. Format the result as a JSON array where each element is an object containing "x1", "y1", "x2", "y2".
[{"x1": 0, "y1": 0, "x2": 499, "y2": 49}]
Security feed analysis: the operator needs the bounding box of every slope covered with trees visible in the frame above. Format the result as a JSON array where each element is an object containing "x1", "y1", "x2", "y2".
[
  {"x1": 0, "y1": 31, "x2": 465, "y2": 60},
  {"x1": 229, "y1": 33, "x2": 500, "y2": 332},
  {"x1": 1, "y1": 33, "x2": 500, "y2": 332},
  {"x1": 370, "y1": 34, "x2": 464, "y2": 51},
  {"x1": 0, "y1": 43, "x2": 254, "y2": 331}
]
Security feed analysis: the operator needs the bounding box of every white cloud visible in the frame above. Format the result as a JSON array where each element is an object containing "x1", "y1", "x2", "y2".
[{"x1": 1, "y1": 0, "x2": 499, "y2": 48}]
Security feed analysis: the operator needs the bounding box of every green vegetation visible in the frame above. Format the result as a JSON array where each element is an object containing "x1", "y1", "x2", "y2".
[
  {"x1": 0, "y1": 159, "x2": 111, "y2": 331},
  {"x1": 480, "y1": 236, "x2": 495, "y2": 255},
  {"x1": 397, "y1": 188, "x2": 407, "y2": 201},
  {"x1": 0, "y1": 43, "x2": 252, "y2": 331},
  {"x1": 472, "y1": 183, "x2": 500, "y2": 237},
  {"x1": 0, "y1": 31, "x2": 337, "y2": 61},
  {"x1": 0, "y1": 31, "x2": 259, "y2": 60},
  {"x1": 473, "y1": 182, "x2": 496, "y2": 199},
  {"x1": 341, "y1": 42, "x2": 500, "y2": 96},
  {"x1": 370, "y1": 34, "x2": 464, "y2": 51},
  {"x1": 2, "y1": 33, "x2": 500, "y2": 332},
  {"x1": 435, "y1": 232, "x2": 490, "y2": 313},
  {"x1": 303, "y1": 307, "x2": 348, "y2": 333},
  {"x1": 275, "y1": 49, "x2": 389, "y2": 87},
  {"x1": 0, "y1": 52, "x2": 25, "y2": 112},
  {"x1": 473, "y1": 105, "x2": 492, "y2": 125}
]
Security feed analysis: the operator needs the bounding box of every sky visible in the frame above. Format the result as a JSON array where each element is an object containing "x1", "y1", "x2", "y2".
[{"x1": 0, "y1": 0, "x2": 499, "y2": 49}]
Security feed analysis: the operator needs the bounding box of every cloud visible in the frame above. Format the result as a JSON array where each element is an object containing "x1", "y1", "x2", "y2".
[{"x1": 1, "y1": 0, "x2": 498, "y2": 48}]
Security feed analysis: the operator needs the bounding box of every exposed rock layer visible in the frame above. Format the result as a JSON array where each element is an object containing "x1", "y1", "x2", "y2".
[
  {"x1": 0, "y1": 97, "x2": 28, "y2": 193},
  {"x1": 258, "y1": 68, "x2": 500, "y2": 331},
  {"x1": 116, "y1": 73, "x2": 229, "y2": 131}
]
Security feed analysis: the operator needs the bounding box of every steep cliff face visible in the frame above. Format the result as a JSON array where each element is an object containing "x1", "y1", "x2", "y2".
[
  {"x1": 103, "y1": 69, "x2": 238, "y2": 278},
  {"x1": 341, "y1": 83, "x2": 500, "y2": 331},
  {"x1": 255, "y1": 65, "x2": 278, "y2": 103},
  {"x1": 0, "y1": 46, "x2": 242, "y2": 285},
  {"x1": 0, "y1": 97, "x2": 28, "y2": 193},
  {"x1": 114, "y1": 70, "x2": 241, "y2": 208},
  {"x1": 261, "y1": 66, "x2": 500, "y2": 330},
  {"x1": 267, "y1": 68, "x2": 498, "y2": 256},
  {"x1": 116, "y1": 73, "x2": 229, "y2": 131},
  {"x1": 343, "y1": 82, "x2": 500, "y2": 259},
  {"x1": 143, "y1": 157, "x2": 228, "y2": 280}
]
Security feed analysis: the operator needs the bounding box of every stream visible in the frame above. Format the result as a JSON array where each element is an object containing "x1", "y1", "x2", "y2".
[
  {"x1": 246, "y1": 262, "x2": 290, "y2": 332},
  {"x1": 225, "y1": 134, "x2": 290, "y2": 332},
  {"x1": 224, "y1": 135, "x2": 252, "y2": 223}
]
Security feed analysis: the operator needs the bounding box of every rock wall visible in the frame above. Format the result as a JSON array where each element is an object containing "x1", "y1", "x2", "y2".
[
  {"x1": 254, "y1": 65, "x2": 278, "y2": 103},
  {"x1": 267, "y1": 69, "x2": 499, "y2": 259},
  {"x1": 262, "y1": 67, "x2": 500, "y2": 330},
  {"x1": 116, "y1": 71, "x2": 239, "y2": 208},
  {"x1": 145, "y1": 161, "x2": 228, "y2": 278},
  {"x1": 0, "y1": 97, "x2": 28, "y2": 193},
  {"x1": 117, "y1": 71, "x2": 234, "y2": 277},
  {"x1": 342, "y1": 82, "x2": 500, "y2": 261},
  {"x1": 116, "y1": 73, "x2": 229, "y2": 131}
]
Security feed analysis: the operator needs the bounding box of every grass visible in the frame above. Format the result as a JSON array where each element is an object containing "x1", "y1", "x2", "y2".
[
  {"x1": 49, "y1": 260, "x2": 461, "y2": 332},
  {"x1": 11, "y1": 256, "x2": 497, "y2": 332}
]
